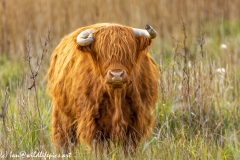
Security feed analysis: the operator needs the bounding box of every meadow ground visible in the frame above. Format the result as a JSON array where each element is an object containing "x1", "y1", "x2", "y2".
[{"x1": 0, "y1": 0, "x2": 240, "y2": 159}]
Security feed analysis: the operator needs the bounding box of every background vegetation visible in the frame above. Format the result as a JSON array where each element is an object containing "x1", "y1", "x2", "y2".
[{"x1": 1, "y1": 0, "x2": 240, "y2": 159}]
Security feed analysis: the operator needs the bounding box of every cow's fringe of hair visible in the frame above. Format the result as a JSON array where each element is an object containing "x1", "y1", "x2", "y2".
[
  {"x1": 92, "y1": 25, "x2": 137, "y2": 64},
  {"x1": 47, "y1": 23, "x2": 159, "y2": 153}
]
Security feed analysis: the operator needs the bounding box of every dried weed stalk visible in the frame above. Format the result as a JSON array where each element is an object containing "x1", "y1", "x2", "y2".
[
  {"x1": 26, "y1": 28, "x2": 51, "y2": 131},
  {"x1": 0, "y1": 87, "x2": 10, "y2": 152},
  {"x1": 172, "y1": 18, "x2": 206, "y2": 140}
]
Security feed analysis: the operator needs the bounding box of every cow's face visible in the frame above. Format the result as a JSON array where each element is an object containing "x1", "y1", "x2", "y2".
[
  {"x1": 77, "y1": 24, "x2": 156, "y2": 89},
  {"x1": 92, "y1": 26, "x2": 137, "y2": 88}
]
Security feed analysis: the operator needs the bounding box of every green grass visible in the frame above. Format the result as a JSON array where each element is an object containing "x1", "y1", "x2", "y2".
[{"x1": 0, "y1": 20, "x2": 240, "y2": 159}]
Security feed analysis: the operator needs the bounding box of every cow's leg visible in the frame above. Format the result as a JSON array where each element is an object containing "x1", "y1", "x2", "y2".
[{"x1": 51, "y1": 106, "x2": 77, "y2": 153}]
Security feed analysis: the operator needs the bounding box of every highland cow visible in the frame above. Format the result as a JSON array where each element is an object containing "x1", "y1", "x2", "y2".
[{"x1": 47, "y1": 23, "x2": 159, "y2": 153}]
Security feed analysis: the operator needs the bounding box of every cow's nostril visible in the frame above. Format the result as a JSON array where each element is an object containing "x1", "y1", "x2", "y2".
[{"x1": 108, "y1": 71, "x2": 114, "y2": 78}]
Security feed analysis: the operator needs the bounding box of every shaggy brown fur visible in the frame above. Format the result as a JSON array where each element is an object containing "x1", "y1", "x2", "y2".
[{"x1": 47, "y1": 23, "x2": 159, "y2": 153}]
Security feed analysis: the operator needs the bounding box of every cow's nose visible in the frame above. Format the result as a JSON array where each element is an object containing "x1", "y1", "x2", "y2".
[
  {"x1": 106, "y1": 69, "x2": 129, "y2": 87},
  {"x1": 108, "y1": 69, "x2": 126, "y2": 82},
  {"x1": 108, "y1": 70, "x2": 124, "y2": 81}
]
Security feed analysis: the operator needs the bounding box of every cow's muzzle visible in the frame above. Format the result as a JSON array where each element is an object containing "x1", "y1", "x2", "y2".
[{"x1": 106, "y1": 69, "x2": 130, "y2": 88}]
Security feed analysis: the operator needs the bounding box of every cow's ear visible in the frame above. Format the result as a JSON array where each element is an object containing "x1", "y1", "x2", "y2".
[
  {"x1": 77, "y1": 45, "x2": 93, "y2": 53},
  {"x1": 136, "y1": 36, "x2": 152, "y2": 52}
]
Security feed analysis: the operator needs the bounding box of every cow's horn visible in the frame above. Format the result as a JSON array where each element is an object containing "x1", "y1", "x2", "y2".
[
  {"x1": 77, "y1": 29, "x2": 94, "y2": 46},
  {"x1": 132, "y1": 24, "x2": 157, "y2": 39}
]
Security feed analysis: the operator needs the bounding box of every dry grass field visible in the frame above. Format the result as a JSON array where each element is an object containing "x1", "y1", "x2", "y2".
[{"x1": 1, "y1": 0, "x2": 240, "y2": 159}]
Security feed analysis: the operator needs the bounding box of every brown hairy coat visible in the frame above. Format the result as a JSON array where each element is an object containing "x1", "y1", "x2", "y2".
[{"x1": 47, "y1": 23, "x2": 159, "y2": 153}]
